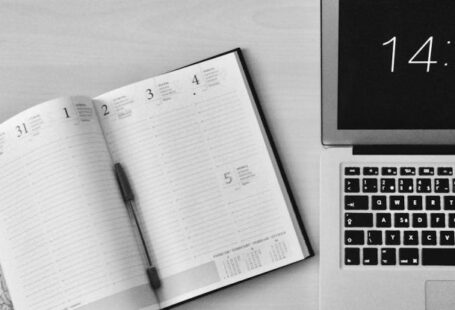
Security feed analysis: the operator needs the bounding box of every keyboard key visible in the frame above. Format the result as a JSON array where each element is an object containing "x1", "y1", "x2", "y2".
[
  {"x1": 362, "y1": 178, "x2": 378, "y2": 193},
  {"x1": 452, "y1": 179, "x2": 455, "y2": 192},
  {"x1": 412, "y1": 213, "x2": 427, "y2": 227},
  {"x1": 345, "y1": 248, "x2": 360, "y2": 265},
  {"x1": 426, "y1": 196, "x2": 441, "y2": 210},
  {"x1": 438, "y1": 167, "x2": 453, "y2": 176},
  {"x1": 408, "y1": 196, "x2": 423, "y2": 210},
  {"x1": 372, "y1": 195, "x2": 387, "y2": 210},
  {"x1": 345, "y1": 213, "x2": 373, "y2": 227},
  {"x1": 390, "y1": 196, "x2": 405, "y2": 210},
  {"x1": 430, "y1": 213, "x2": 445, "y2": 228},
  {"x1": 435, "y1": 178, "x2": 450, "y2": 193},
  {"x1": 423, "y1": 248, "x2": 455, "y2": 265},
  {"x1": 422, "y1": 230, "x2": 437, "y2": 245},
  {"x1": 363, "y1": 167, "x2": 379, "y2": 175},
  {"x1": 381, "y1": 178, "x2": 396, "y2": 192},
  {"x1": 444, "y1": 196, "x2": 455, "y2": 210},
  {"x1": 394, "y1": 213, "x2": 410, "y2": 227},
  {"x1": 417, "y1": 178, "x2": 432, "y2": 193},
  {"x1": 440, "y1": 231, "x2": 455, "y2": 245},
  {"x1": 400, "y1": 167, "x2": 416, "y2": 175},
  {"x1": 385, "y1": 230, "x2": 400, "y2": 245},
  {"x1": 399, "y1": 248, "x2": 419, "y2": 265},
  {"x1": 398, "y1": 178, "x2": 413, "y2": 193},
  {"x1": 345, "y1": 167, "x2": 360, "y2": 175},
  {"x1": 449, "y1": 214, "x2": 455, "y2": 227},
  {"x1": 344, "y1": 195, "x2": 368, "y2": 210},
  {"x1": 367, "y1": 230, "x2": 382, "y2": 245},
  {"x1": 363, "y1": 248, "x2": 378, "y2": 265},
  {"x1": 382, "y1": 167, "x2": 397, "y2": 175},
  {"x1": 377, "y1": 213, "x2": 391, "y2": 228},
  {"x1": 381, "y1": 248, "x2": 396, "y2": 265},
  {"x1": 419, "y1": 167, "x2": 434, "y2": 175},
  {"x1": 345, "y1": 230, "x2": 364, "y2": 245},
  {"x1": 345, "y1": 178, "x2": 360, "y2": 192},
  {"x1": 404, "y1": 231, "x2": 419, "y2": 245}
]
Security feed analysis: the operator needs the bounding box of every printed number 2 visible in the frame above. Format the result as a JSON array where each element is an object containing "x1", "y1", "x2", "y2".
[
  {"x1": 101, "y1": 104, "x2": 109, "y2": 116},
  {"x1": 192, "y1": 74, "x2": 199, "y2": 85}
]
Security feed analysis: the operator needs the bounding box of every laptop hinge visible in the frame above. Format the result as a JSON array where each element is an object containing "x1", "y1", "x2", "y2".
[{"x1": 353, "y1": 145, "x2": 455, "y2": 155}]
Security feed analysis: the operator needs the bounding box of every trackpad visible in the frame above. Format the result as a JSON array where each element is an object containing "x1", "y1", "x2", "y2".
[{"x1": 426, "y1": 281, "x2": 455, "y2": 310}]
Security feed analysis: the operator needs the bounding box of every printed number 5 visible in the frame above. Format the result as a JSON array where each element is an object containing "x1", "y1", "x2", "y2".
[{"x1": 224, "y1": 172, "x2": 233, "y2": 184}]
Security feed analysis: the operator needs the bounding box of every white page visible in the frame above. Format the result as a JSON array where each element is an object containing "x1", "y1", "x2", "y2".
[
  {"x1": 0, "y1": 97, "x2": 157, "y2": 310},
  {"x1": 95, "y1": 51, "x2": 308, "y2": 308}
]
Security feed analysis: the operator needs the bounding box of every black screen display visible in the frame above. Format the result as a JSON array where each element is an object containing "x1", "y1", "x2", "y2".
[{"x1": 338, "y1": 0, "x2": 455, "y2": 129}]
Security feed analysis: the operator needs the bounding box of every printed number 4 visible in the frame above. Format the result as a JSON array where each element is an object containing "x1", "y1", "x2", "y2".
[
  {"x1": 408, "y1": 36, "x2": 437, "y2": 72},
  {"x1": 192, "y1": 74, "x2": 199, "y2": 85}
]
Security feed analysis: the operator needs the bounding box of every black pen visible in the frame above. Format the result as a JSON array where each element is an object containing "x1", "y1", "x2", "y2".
[{"x1": 114, "y1": 163, "x2": 161, "y2": 302}]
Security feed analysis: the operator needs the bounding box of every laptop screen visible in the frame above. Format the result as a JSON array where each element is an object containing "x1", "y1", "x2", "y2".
[{"x1": 338, "y1": 0, "x2": 455, "y2": 130}]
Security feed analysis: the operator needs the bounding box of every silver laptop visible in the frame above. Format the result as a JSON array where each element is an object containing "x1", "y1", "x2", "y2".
[{"x1": 321, "y1": 0, "x2": 455, "y2": 309}]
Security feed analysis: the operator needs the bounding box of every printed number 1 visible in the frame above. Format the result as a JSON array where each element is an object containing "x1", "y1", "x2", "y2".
[
  {"x1": 63, "y1": 107, "x2": 70, "y2": 118},
  {"x1": 382, "y1": 36, "x2": 396, "y2": 72}
]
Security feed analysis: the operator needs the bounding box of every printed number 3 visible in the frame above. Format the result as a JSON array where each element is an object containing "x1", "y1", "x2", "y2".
[{"x1": 146, "y1": 89, "x2": 154, "y2": 100}]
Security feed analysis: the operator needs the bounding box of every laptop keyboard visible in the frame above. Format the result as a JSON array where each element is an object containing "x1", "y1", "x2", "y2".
[{"x1": 342, "y1": 164, "x2": 455, "y2": 266}]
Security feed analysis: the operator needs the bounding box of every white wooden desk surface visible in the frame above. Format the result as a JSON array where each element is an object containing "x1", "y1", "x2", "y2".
[{"x1": 0, "y1": 1, "x2": 321, "y2": 309}]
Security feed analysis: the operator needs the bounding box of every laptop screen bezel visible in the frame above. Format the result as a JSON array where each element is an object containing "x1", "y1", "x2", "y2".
[{"x1": 321, "y1": 0, "x2": 455, "y2": 146}]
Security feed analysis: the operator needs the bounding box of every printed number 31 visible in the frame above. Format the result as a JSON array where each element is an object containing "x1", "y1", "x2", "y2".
[{"x1": 16, "y1": 123, "x2": 28, "y2": 137}]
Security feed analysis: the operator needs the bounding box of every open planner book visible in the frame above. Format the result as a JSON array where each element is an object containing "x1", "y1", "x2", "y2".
[{"x1": 0, "y1": 49, "x2": 312, "y2": 310}]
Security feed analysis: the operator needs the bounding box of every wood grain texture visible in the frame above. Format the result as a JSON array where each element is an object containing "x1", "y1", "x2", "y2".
[{"x1": 0, "y1": 1, "x2": 321, "y2": 309}]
